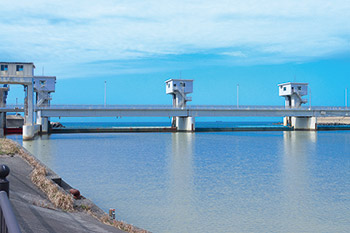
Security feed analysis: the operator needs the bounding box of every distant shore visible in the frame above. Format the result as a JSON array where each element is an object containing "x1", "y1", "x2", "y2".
[{"x1": 317, "y1": 117, "x2": 350, "y2": 125}]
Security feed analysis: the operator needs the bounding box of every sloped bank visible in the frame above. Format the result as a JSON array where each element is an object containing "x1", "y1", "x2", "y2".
[{"x1": 0, "y1": 139, "x2": 149, "y2": 233}]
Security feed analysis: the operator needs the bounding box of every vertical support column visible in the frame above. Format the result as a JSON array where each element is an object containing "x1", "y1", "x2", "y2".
[
  {"x1": 36, "y1": 110, "x2": 49, "y2": 133},
  {"x1": 36, "y1": 112, "x2": 49, "y2": 133},
  {"x1": 26, "y1": 83, "x2": 34, "y2": 126},
  {"x1": 0, "y1": 86, "x2": 9, "y2": 137},
  {"x1": 291, "y1": 117, "x2": 317, "y2": 130},
  {"x1": 36, "y1": 111, "x2": 49, "y2": 134},
  {"x1": 41, "y1": 117, "x2": 49, "y2": 133},
  {"x1": 283, "y1": 117, "x2": 291, "y2": 126},
  {"x1": 36, "y1": 91, "x2": 50, "y2": 134},
  {"x1": 0, "y1": 118, "x2": 3, "y2": 137},
  {"x1": 23, "y1": 82, "x2": 35, "y2": 140},
  {"x1": 176, "y1": 117, "x2": 195, "y2": 132}
]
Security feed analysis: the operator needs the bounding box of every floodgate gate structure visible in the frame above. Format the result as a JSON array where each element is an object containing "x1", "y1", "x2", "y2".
[{"x1": 1, "y1": 62, "x2": 350, "y2": 140}]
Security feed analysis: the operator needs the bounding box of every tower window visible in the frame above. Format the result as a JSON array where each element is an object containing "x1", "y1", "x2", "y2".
[
  {"x1": 16, "y1": 65, "x2": 24, "y2": 71},
  {"x1": 0, "y1": 65, "x2": 8, "y2": 71}
]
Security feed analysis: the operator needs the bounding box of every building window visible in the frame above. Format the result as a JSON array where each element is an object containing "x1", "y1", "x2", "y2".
[
  {"x1": 174, "y1": 83, "x2": 176, "y2": 87},
  {"x1": 0, "y1": 65, "x2": 8, "y2": 71},
  {"x1": 283, "y1": 87, "x2": 286, "y2": 91},
  {"x1": 16, "y1": 65, "x2": 24, "y2": 71},
  {"x1": 167, "y1": 83, "x2": 170, "y2": 88},
  {"x1": 297, "y1": 86, "x2": 302, "y2": 90}
]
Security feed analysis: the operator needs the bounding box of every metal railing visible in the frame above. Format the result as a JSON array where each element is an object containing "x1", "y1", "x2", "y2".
[
  {"x1": 0, "y1": 165, "x2": 21, "y2": 233},
  {"x1": 35, "y1": 104, "x2": 350, "y2": 111},
  {"x1": 0, "y1": 192, "x2": 21, "y2": 233},
  {"x1": 1, "y1": 104, "x2": 350, "y2": 112}
]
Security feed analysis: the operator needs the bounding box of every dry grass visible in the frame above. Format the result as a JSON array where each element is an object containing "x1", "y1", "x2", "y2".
[
  {"x1": 2, "y1": 139, "x2": 73, "y2": 211},
  {"x1": 100, "y1": 215, "x2": 150, "y2": 233},
  {"x1": 3, "y1": 139, "x2": 148, "y2": 232},
  {"x1": 30, "y1": 165, "x2": 73, "y2": 211},
  {"x1": 0, "y1": 139, "x2": 20, "y2": 155}
]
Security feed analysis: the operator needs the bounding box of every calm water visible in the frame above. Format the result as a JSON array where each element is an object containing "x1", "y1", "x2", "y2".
[
  {"x1": 10, "y1": 130, "x2": 350, "y2": 233},
  {"x1": 61, "y1": 121, "x2": 283, "y2": 129}
]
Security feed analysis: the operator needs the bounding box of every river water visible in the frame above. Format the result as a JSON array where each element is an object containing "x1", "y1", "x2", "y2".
[{"x1": 10, "y1": 130, "x2": 350, "y2": 232}]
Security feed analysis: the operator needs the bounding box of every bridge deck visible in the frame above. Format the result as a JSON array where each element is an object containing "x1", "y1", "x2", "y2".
[{"x1": 2, "y1": 105, "x2": 349, "y2": 118}]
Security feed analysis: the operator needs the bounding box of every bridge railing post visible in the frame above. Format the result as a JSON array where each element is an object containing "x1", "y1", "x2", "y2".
[
  {"x1": 0, "y1": 165, "x2": 22, "y2": 233},
  {"x1": 0, "y1": 165, "x2": 10, "y2": 197}
]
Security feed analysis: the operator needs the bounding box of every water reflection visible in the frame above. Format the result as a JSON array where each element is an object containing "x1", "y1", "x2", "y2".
[
  {"x1": 168, "y1": 132, "x2": 196, "y2": 232},
  {"x1": 23, "y1": 134, "x2": 54, "y2": 167},
  {"x1": 281, "y1": 131, "x2": 318, "y2": 231},
  {"x1": 8, "y1": 131, "x2": 350, "y2": 232}
]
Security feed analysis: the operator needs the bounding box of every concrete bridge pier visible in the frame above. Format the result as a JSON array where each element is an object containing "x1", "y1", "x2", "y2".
[
  {"x1": 23, "y1": 125, "x2": 35, "y2": 140},
  {"x1": 0, "y1": 117, "x2": 3, "y2": 137},
  {"x1": 0, "y1": 110, "x2": 4, "y2": 138},
  {"x1": 176, "y1": 117, "x2": 195, "y2": 132},
  {"x1": 41, "y1": 117, "x2": 49, "y2": 133},
  {"x1": 36, "y1": 111, "x2": 49, "y2": 133},
  {"x1": 23, "y1": 83, "x2": 36, "y2": 140},
  {"x1": 291, "y1": 116, "x2": 317, "y2": 130},
  {"x1": 283, "y1": 117, "x2": 291, "y2": 126},
  {"x1": 0, "y1": 85, "x2": 9, "y2": 138}
]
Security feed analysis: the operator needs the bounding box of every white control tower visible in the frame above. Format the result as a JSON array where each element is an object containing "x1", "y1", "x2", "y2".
[
  {"x1": 166, "y1": 79, "x2": 193, "y2": 108},
  {"x1": 278, "y1": 82, "x2": 316, "y2": 130},
  {"x1": 166, "y1": 79, "x2": 195, "y2": 131},
  {"x1": 278, "y1": 82, "x2": 308, "y2": 108},
  {"x1": 34, "y1": 76, "x2": 56, "y2": 133}
]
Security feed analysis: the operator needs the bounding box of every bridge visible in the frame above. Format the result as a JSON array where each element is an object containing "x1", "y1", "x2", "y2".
[
  {"x1": 2, "y1": 104, "x2": 349, "y2": 125},
  {"x1": 1, "y1": 62, "x2": 350, "y2": 140},
  {"x1": 36, "y1": 105, "x2": 350, "y2": 118},
  {"x1": 2, "y1": 104, "x2": 349, "y2": 118}
]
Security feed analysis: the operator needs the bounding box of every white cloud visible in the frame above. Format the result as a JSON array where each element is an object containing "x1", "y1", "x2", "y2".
[
  {"x1": 0, "y1": 0, "x2": 349, "y2": 76},
  {"x1": 221, "y1": 51, "x2": 247, "y2": 58}
]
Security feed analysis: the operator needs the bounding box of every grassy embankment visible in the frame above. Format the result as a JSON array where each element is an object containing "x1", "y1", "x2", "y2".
[
  {"x1": 0, "y1": 139, "x2": 148, "y2": 233},
  {"x1": 0, "y1": 138, "x2": 73, "y2": 210}
]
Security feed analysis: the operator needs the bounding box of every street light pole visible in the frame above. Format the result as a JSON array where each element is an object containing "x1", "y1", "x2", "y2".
[
  {"x1": 237, "y1": 84, "x2": 239, "y2": 108},
  {"x1": 104, "y1": 81, "x2": 107, "y2": 107},
  {"x1": 346, "y1": 88, "x2": 348, "y2": 109}
]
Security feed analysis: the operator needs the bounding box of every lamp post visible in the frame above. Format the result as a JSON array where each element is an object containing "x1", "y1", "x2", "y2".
[
  {"x1": 236, "y1": 84, "x2": 239, "y2": 108},
  {"x1": 346, "y1": 88, "x2": 348, "y2": 109},
  {"x1": 104, "y1": 81, "x2": 107, "y2": 107}
]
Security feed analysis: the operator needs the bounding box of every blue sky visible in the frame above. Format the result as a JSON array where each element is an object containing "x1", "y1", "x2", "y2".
[{"x1": 1, "y1": 1, "x2": 350, "y2": 122}]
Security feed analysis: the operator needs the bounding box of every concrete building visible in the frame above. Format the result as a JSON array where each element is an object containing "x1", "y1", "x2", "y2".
[
  {"x1": 166, "y1": 79, "x2": 193, "y2": 108},
  {"x1": 166, "y1": 79, "x2": 194, "y2": 131},
  {"x1": 278, "y1": 82, "x2": 308, "y2": 108},
  {"x1": 279, "y1": 82, "x2": 316, "y2": 130},
  {"x1": 34, "y1": 76, "x2": 56, "y2": 133},
  {"x1": 0, "y1": 62, "x2": 36, "y2": 139},
  {"x1": 0, "y1": 62, "x2": 35, "y2": 77}
]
